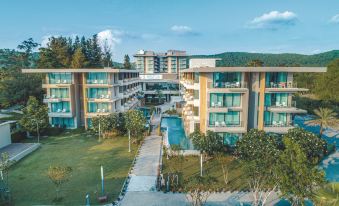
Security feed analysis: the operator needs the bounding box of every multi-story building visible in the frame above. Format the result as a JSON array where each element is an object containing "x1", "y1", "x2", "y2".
[
  {"x1": 22, "y1": 68, "x2": 141, "y2": 129},
  {"x1": 134, "y1": 50, "x2": 187, "y2": 102},
  {"x1": 180, "y1": 59, "x2": 326, "y2": 146}
]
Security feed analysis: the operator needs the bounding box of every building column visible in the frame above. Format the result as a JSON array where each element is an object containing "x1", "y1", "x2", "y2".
[{"x1": 257, "y1": 72, "x2": 266, "y2": 130}]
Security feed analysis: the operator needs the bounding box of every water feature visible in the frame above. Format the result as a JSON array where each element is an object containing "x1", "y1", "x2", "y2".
[{"x1": 161, "y1": 116, "x2": 194, "y2": 150}]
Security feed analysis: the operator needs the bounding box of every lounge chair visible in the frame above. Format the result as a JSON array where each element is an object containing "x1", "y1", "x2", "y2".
[
  {"x1": 221, "y1": 121, "x2": 226, "y2": 127},
  {"x1": 215, "y1": 122, "x2": 220, "y2": 127}
]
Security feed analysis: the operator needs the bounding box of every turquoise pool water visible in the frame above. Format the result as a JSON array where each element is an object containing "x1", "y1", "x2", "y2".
[{"x1": 161, "y1": 117, "x2": 194, "y2": 150}]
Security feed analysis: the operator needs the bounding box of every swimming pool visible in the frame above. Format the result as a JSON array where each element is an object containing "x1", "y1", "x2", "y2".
[{"x1": 161, "y1": 116, "x2": 194, "y2": 150}]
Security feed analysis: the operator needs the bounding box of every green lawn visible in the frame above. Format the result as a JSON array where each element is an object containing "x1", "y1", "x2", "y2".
[
  {"x1": 8, "y1": 130, "x2": 137, "y2": 205},
  {"x1": 162, "y1": 155, "x2": 249, "y2": 191}
]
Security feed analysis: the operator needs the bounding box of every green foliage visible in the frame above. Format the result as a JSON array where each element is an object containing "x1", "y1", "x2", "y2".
[
  {"x1": 276, "y1": 138, "x2": 325, "y2": 205},
  {"x1": 19, "y1": 96, "x2": 49, "y2": 140},
  {"x1": 91, "y1": 113, "x2": 126, "y2": 138},
  {"x1": 71, "y1": 47, "x2": 87, "y2": 68},
  {"x1": 123, "y1": 54, "x2": 131, "y2": 69},
  {"x1": 283, "y1": 128, "x2": 327, "y2": 164},
  {"x1": 315, "y1": 183, "x2": 339, "y2": 206},
  {"x1": 315, "y1": 59, "x2": 339, "y2": 102},
  {"x1": 47, "y1": 165, "x2": 72, "y2": 201},
  {"x1": 189, "y1": 130, "x2": 224, "y2": 156},
  {"x1": 17, "y1": 38, "x2": 39, "y2": 68},
  {"x1": 192, "y1": 50, "x2": 339, "y2": 67},
  {"x1": 124, "y1": 110, "x2": 146, "y2": 142},
  {"x1": 246, "y1": 59, "x2": 264, "y2": 67},
  {"x1": 38, "y1": 37, "x2": 71, "y2": 68},
  {"x1": 305, "y1": 107, "x2": 339, "y2": 137}
]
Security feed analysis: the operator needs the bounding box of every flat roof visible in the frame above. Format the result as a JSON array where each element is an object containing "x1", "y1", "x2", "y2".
[
  {"x1": 181, "y1": 67, "x2": 327, "y2": 73},
  {"x1": 22, "y1": 68, "x2": 140, "y2": 73}
]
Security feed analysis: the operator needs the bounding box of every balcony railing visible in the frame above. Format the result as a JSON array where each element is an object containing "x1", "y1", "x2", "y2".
[
  {"x1": 43, "y1": 79, "x2": 73, "y2": 84},
  {"x1": 264, "y1": 121, "x2": 293, "y2": 127},
  {"x1": 208, "y1": 82, "x2": 247, "y2": 89},
  {"x1": 266, "y1": 82, "x2": 297, "y2": 88},
  {"x1": 88, "y1": 109, "x2": 111, "y2": 113},
  {"x1": 208, "y1": 121, "x2": 243, "y2": 127},
  {"x1": 88, "y1": 94, "x2": 111, "y2": 99},
  {"x1": 49, "y1": 108, "x2": 70, "y2": 113},
  {"x1": 266, "y1": 100, "x2": 297, "y2": 108}
]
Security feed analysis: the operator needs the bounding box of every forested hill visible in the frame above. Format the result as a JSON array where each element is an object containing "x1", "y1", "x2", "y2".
[{"x1": 190, "y1": 50, "x2": 339, "y2": 67}]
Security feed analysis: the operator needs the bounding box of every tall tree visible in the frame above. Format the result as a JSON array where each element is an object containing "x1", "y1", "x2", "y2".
[
  {"x1": 17, "y1": 38, "x2": 39, "y2": 68},
  {"x1": 246, "y1": 59, "x2": 264, "y2": 67},
  {"x1": 87, "y1": 34, "x2": 102, "y2": 67},
  {"x1": 101, "y1": 40, "x2": 113, "y2": 67},
  {"x1": 123, "y1": 54, "x2": 131, "y2": 69},
  {"x1": 276, "y1": 138, "x2": 325, "y2": 206},
  {"x1": 71, "y1": 48, "x2": 87, "y2": 68},
  {"x1": 38, "y1": 37, "x2": 72, "y2": 68},
  {"x1": 20, "y1": 96, "x2": 49, "y2": 142},
  {"x1": 315, "y1": 59, "x2": 339, "y2": 102},
  {"x1": 124, "y1": 110, "x2": 146, "y2": 143},
  {"x1": 305, "y1": 107, "x2": 339, "y2": 137}
]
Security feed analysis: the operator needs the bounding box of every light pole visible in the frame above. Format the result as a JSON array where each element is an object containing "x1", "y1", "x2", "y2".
[
  {"x1": 101, "y1": 166, "x2": 104, "y2": 196},
  {"x1": 128, "y1": 130, "x2": 131, "y2": 153}
]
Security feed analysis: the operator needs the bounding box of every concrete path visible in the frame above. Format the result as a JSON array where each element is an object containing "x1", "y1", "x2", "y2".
[{"x1": 0, "y1": 143, "x2": 40, "y2": 162}]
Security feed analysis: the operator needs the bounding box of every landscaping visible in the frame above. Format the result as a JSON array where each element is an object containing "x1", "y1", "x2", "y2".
[
  {"x1": 162, "y1": 155, "x2": 248, "y2": 192},
  {"x1": 7, "y1": 130, "x2": 137, "y2": 205}
]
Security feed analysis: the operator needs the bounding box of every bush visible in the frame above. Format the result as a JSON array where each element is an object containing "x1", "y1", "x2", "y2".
[
  {"x1": 11, "y1": 130, "x2": 26, "y2": 142},
  {"x1": 42, "y1": 127, "x2": 65, "y2": 136}
]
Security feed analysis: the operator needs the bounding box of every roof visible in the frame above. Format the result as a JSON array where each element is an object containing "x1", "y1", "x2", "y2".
[
  {"x1": 181, "y1": 67, "x2": 327, "y2": 73},
  {"x1": 22, "y1": 68, "x2": 140, "y2": 73}
]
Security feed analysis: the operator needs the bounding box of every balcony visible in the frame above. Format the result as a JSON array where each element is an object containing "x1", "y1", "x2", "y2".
[
  {"x1": 43, "y1": 95, "x2": 70, "y2": 103},
  {"x1": 85, "y1": 79, "x2": 116, "y2": 88},
  {"x1": 86, "y1": 109, "x2": 111, "y2": 117},
  {"x1": 48, "y1": 109, "x2": 73, "y2": 118},
  {"x1": 263, "y1": 121, "x2": 295, "y2": 134},
  {"x1": 265, "y1": 82, "x2": 308, "y2": 93},
  {"x1": 207, "y1": 121, "x2": 246, "y2": 133},
  {"x1": 207, "y1": 82, "x2": 248, "y2": 93},
  {"x1": 266, "y1": 101, "x2": 307, "y2": 114},
  {"x1": 42, "y1": 79, "x2": 73, "y2": 88},
  {"x1": 180, "y1": 80, "x2": 194, "y2": 90},
  {"x1": 87, "y1": 94, "x2": 114, "y2": 102}
]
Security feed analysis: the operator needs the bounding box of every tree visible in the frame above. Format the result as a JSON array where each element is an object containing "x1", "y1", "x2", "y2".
[
  {"x1": 276, "y1": 138, "x2": 325, "y2": 206},
  {"x1": 0, "y1": 152, "x2": 13, "y2": 203},
  {"x1": 71, "y1": 48, "x2": 87, "y2": 68},
  {"x1": 155, "y1": 89, "x2": 165, "y2": 104},
  {"x1": 235, "y1": 129, "x2": 280, "y2": 206},
  {"x1": 123, "y1": 54, "x2": 131, "y2": 69},
  {"x1": 315, "y1": 59, "x2": 339, "y2": 102},
  {"x1": 124, "y1": 110, "x2": 146, "y2": 144},
  {"x1": 184, "y1": 175, "x2": 217, "y2": 206},
  {"x1": 305, "y1": 107, "x2": 339, "y2": 137},
  {"x1": 20, "y1": 96, "x2": 49, "y2": 142},
  {"x1": 246, "y1": 59, "x2": 264, "y2": 67},
  {"x1": 38, "y1": 37, "x2": 72, "y2": 68},
  {"x1": 189, "y1": 130, "x2": 223, "y2": 176},
  {"x1": 17, "y1": 38, "x2": 39, "y2": 68},
  {"x1": 101, "y1": 40, "x2": 113, "y2": 67},
  {"x1": 283, "y1": 128, "x2": 327, "y2": 164},
  {"x1": 87, "y1": 34, "x2": 102, "y2": 67},
  {"x1": 315, "y1": 183, "x2": 339, "y2": 206},
  {"x1": 47, "y1": 166, "x2": 72, "y2": 201},
  {"x1": 91, "y1": 115, "x2": 113, "y2": 140}
]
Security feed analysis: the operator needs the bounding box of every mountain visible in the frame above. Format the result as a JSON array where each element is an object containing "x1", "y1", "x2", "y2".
[{"x1": 190, "y1": 50, "x2": 339, "y2": 67}]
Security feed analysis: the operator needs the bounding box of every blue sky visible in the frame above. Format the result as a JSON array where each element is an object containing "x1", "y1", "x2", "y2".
[{"x1": 1, "y1": 0, "x2": 339, "y2": 62}]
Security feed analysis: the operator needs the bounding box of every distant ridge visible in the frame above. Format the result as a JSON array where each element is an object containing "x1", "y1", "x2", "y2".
[{"x1": 189, "y1": 50, "x2": 339, "y2": 67}]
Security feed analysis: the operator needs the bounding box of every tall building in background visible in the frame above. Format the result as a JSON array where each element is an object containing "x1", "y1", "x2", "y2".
[
  {"x1": 180, "y1": 59, "x2": 326, "y2": 146},
  {"x1": 134, "y1": 50, "x2": 187, "y2": 103},
  {"x1": 22, "y1": 68, "x2": 141, "y2": 129}
]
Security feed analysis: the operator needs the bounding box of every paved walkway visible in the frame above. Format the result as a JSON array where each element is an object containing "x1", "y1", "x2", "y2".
[{"x1": 0, "y1": 143, "x2": 40, "y2": 162}]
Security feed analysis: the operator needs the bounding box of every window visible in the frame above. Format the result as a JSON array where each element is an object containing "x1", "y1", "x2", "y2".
[
  {"x1": 52, "y1": 117, "x2": 74, "y2": 128},
  {"x1": 264, "y1": 112, "x2": 290, "y2": 126},
  {"x1": 48, "y1": 73, "x2": 72, "y2": 84},
  {"x1": 194, "y1": 72, "x2": 199, "y2": 83},
  {"x1": 213, "y1": 72, "x2": 241, "y2": 88},
  {"x1": 194, "y1": 90, "x2": 199, "y2": 99},
  {"x1": 51, "y1": 102, "x2": 70, "y2": 112},
  {"x1": 87, "y1": 88, "x2": 109, "y2": 98},
  {"x1": 194, "y1": 107, "x2": 199, "y2": 116},
  {"x1": 87, "y1": 103, "x2": 109, "y2": 113},
  {"x1": 264, "y1": 93, "x2": 288, "y2": 106},
  {"x1": 210, "y1": 93, "x2": 241, "y2": 107},
  {"x1": 209, "y1": 111, "x2": 240, "y2": 126},
  {"x1": 87, "y1": 73, "x2": 108, "y2": 84},
  {"x1": 50, "y1": 88, "x2": 69, "y2": 98},
  {"x1": 265, "y1": 72, "x2": 287, "y2": 87}
]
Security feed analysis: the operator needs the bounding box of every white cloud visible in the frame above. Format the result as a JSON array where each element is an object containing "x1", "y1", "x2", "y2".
[
  {"x1": 171, "y1": 25, "x2": 192, "y2": 33},
  {"x1": 97, "y1": 29, "x2": 123, "y2": 52},
  {"x1": 330, "y1": 14, "x2": 339, "y2": 23},
  {"x1": 247, "y1": 11, "x2": 298, "y2": 29},
  {"x1": 170, "y1": 25, "x2": 199, "y2": 36}
]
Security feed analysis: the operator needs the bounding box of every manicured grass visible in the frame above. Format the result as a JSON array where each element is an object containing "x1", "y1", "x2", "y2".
[
  {"x1": 8, "y1": 130, "x2": 138, "y2": 205},
  {"x1": 162, "y1": 155, "x2": 249, "y2": 191},
  {"x1": 0, "y1": 112, "x2": 23, "y2": 121}
]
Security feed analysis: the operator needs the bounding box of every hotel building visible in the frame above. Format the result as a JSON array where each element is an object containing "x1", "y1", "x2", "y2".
[
  {"x1": 134, "y1": 50, "x2": 187, "y2": 102},
  {"x1": 22, "y1": 68, "x2": 141, "y2": 129},
  {"x1": 180, "y1": 59, "x2": 326, "y2": 145}
]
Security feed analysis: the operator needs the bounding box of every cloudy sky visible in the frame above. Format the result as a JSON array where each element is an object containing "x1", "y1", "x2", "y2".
[{"x1": 0, "y1": 0, "x2": 338, "y2": 62}]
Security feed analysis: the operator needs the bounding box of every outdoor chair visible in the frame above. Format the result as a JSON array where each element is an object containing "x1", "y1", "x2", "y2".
[{"x1": 215, "y1": 122, "x2": 220, "y2": 127}]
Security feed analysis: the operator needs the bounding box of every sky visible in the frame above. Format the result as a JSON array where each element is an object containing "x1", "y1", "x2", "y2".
[{"x1": 0, "y1": 0, "x2": 339, "y2": 62}]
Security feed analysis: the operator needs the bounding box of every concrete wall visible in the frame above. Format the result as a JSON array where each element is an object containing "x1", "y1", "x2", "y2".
[{"x1": 0, "y1": 123, "x2": 11, "y2": 149}]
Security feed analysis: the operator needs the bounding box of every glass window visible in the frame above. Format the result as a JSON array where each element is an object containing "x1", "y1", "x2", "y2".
[
  {"x1": 213, "y1": 72, "x2": 241, "y2": 88},
  {"x1": 48, "y1": 73, "x2": 72, "y2": 84},
  {"x1": 217, "y1": 133, "x2": 240, "y2": 146},
  {"x1": 87, "y1": 103, "x2": 109, "y2": 113},
  {"x1": 51, "y1": 102, "x2": 70, "y2": 112},
  {"x1": 87, "y1": 88, "x2": 109, "y2": 98},
  {"x1": 52, "y1": 117, "x2": 74, "y2": 128},
  {"x1": 87, "y1": 73, "x2": 108, "y2": 84},
  {"x1": 50, "y1": 88, "x2": 69, "y2": 98}
]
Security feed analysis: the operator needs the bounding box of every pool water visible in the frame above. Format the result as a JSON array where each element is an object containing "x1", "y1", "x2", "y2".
[
  {"x1": 294, "y1": 115, "x2": 339, "y2": 182},
  {"x1": 161, "y1": 117, "x2": 194, "y2": 150}
]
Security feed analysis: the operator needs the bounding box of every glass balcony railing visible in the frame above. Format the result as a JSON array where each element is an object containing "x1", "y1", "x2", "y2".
[
  {"x1": 266, "y1": 100, "x2": 297, "y2": 108},
  {"x1": 266, "y1": 82, "x2": 298, "y2": 88},
  {"x1": 208, "y1": 121, "x2": 243, "y2": 127},
  {"x1": 264, "y1": 121, "x2": 293, "y2": 127},
  {"x1": 208, "y1": 82, "x2": 247, "y2": 89}
]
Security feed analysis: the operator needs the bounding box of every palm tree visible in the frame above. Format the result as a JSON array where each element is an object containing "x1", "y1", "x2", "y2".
[{"x1": 305, "y1": 107, "x2": 339, "y2": 137}]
